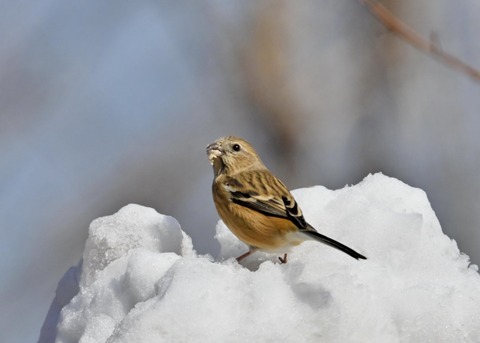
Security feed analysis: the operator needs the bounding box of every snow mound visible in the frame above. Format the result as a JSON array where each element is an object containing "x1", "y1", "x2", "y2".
[
  {"x1": 81, "y1": 204, "x2": 191, "y2": 287},
  {"x1": 47, "y1": 174, "x2": 480, "y2": 343}
]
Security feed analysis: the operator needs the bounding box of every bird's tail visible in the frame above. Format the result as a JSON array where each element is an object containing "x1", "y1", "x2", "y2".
[{"x1": 302, "y1": 225, "x2": 367, "y2": 260}]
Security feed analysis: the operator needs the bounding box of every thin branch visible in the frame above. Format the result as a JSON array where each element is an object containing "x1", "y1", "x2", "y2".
[{"x1": 359, "y1": 0, "x2": 480, "y2": 82}]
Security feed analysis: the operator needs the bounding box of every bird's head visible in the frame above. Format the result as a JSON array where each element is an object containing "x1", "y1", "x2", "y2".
[{"x1": 206, "y1": 136, "x2": 265, "y2": 176}]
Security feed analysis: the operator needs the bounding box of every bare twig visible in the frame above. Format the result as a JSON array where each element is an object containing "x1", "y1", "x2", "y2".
[{"x1": 359, "y1": 0, "x2": 480, "y2": 82}]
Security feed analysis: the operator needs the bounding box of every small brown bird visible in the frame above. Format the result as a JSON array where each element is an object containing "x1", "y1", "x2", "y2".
[{"x1": 206, "y1": 136, "x2": 366, "y2": 263}]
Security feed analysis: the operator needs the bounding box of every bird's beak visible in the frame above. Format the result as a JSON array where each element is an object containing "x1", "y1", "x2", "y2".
[{"x1": 206, "y1": 142, "x2": 224, "y2": 165}]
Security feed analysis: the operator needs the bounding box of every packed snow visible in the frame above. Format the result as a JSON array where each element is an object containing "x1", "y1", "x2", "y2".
[{"x1": 42, "y1": 173, "x2": 480, "y2": 343}]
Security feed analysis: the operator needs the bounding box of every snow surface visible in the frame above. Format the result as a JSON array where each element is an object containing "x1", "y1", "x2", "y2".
[{"x1": 44, "y1": 173, "x2": 480, "y2": 343}]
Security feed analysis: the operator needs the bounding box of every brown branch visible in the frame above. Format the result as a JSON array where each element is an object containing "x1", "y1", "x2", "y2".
[{"x1": 359, "y1": 0, "x2": 480, "y2": 82}]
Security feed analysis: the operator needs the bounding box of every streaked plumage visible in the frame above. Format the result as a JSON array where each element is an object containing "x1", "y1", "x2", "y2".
[{"x1": 206, "y1": 136, "x2": 366, "y2": 263}]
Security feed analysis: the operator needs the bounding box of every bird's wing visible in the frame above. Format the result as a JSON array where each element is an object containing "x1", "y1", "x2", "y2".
[
  {"x1": 224, "y1": 171, "x2": 367, "y2": 260},
  {"x1": 224, "y1": 171, "x2": 308, "y2": 230}
]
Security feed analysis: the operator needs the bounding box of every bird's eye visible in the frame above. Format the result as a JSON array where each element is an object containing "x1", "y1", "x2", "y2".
[{"x1": 232, "y1": 143, "x2": 241, "y2": 152}]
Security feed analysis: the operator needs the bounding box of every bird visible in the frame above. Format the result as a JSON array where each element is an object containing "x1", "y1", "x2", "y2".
[{"x1": 206, "y1": 136, "x2": 366, "y2": 263}]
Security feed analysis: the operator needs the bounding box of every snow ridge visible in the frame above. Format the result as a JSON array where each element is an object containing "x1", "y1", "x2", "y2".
[{"x1": 43, "y1": 174, "x2": 480, "y2": 343}]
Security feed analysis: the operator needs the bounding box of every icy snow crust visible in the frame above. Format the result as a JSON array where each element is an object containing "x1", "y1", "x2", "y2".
[{"x1": 52, "y1": 174, "x2": 480, "y2": 343}]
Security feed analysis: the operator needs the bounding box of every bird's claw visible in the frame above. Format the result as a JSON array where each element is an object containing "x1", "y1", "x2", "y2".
[{"x1": 278, "y1": 253, "x2": 288, "y2": 264}]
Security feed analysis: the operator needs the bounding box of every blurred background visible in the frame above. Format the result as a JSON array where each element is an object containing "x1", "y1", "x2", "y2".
[{"x1": 1, "y1": 1, "x2": 479, "y2": 342}]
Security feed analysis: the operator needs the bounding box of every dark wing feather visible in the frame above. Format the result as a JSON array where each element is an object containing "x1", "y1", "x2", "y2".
[
  {"x1": 225, "y1": 171, "x2": 308, "y2": 230},
  {"x1": 231, "y1": 193, "x2": 288, "y2": 219},
  {"x1": 281, "y1": 195, "x2": 308, "y2": 230}
]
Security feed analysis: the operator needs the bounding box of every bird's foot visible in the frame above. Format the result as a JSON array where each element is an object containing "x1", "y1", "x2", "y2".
[
  {"x1": 278, "y1": 253, "x2": 288, "y2": 264},
  {"x1": 236, "y1": 248, "x2": 256, "y2": 262}
]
